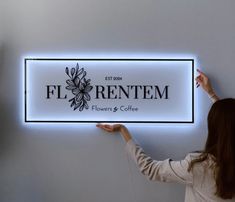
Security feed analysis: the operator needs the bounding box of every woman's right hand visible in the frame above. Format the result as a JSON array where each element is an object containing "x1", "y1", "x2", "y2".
[
  {"x1": 96, "y1": 124, "x2": 132, "y2": 142},
  {"x1": 195, "y1": 69, "x2": 214, "y2": 95},
  {"x1": 96, "y1": 124, "x2": 124, "y2": 133}
]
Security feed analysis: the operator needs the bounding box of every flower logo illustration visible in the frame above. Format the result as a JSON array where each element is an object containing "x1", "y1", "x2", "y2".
[{"x1": 65, "y1": 63, "x2": 93, "y2": 111}]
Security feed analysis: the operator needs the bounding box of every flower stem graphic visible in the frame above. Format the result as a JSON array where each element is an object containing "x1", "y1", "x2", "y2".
[{"x1": 65, "y1": 63, "x2": 93, "y2": 111}]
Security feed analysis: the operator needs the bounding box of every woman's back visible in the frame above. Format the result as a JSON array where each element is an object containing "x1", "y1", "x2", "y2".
[
  {"x1": 126, "y1": 140, "x2": 235, "y2": 202},
  {"x1": 187, "y1": 153, "x2": 235, "y2": 202}
]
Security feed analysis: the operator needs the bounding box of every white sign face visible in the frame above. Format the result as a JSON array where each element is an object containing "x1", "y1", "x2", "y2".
[{"x1": 24, "y1": 58, "x2": 194, "y2": 123}]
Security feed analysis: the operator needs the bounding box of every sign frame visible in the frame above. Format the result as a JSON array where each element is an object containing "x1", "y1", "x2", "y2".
[{"x1": 24, "y1": 58, "x2": 194, "y2": 124}]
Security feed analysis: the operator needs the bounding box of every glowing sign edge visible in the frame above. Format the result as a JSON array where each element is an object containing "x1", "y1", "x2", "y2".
[{"x1": 24, "y1": 58, "x2": 194, "y2": 124}]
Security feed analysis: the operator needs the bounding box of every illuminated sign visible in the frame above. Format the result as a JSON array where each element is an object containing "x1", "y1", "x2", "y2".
[{"x1": 24, "y1": 58, "x2": 194, "y2": 123}]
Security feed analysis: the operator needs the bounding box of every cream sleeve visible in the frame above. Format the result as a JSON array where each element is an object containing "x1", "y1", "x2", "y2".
[{"x1": 126, "y1": 139, "x2": 193, "y2": 185}]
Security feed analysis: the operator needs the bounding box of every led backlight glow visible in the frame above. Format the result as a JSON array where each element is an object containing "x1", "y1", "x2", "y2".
[{"x1": 23, "y1": 57, "x2": 195, "y2": 124}]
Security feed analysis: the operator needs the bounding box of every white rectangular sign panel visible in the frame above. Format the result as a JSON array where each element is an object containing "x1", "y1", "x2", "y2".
[{"x1": 24, "y1": 58, "x2": 194, "y2": 123}]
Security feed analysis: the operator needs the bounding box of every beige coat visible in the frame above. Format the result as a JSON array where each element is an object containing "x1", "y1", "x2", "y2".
[{"x1": 126, "y1": 139, "x2": 235, "y2": 202}]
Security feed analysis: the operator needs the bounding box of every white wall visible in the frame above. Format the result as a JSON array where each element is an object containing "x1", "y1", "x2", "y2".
[{"x1": 0, "y1": 0, "x2": 235, "y2": 202}]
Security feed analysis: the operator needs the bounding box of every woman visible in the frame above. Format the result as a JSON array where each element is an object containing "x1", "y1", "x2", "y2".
[{"x1": 97, "y1": 69, "x2": 235, "y2": 202}]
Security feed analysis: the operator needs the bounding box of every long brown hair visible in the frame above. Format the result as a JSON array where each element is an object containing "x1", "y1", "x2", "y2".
[{"x1": 189, "y1": 98, "x2": 235, "y2": 199}]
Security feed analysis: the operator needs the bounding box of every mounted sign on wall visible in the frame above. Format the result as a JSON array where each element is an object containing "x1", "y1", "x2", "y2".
[{"x1": 24, "y1": 58, "x2": 194, "y2": 123}]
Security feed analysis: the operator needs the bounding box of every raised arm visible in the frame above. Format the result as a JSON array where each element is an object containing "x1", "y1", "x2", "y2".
[
  {"x1": 195, "y1": 69, "x2": 219, "y2": 103},
  {"x1": 97, "y1": 123, "x2": 193, "y2": 184}
]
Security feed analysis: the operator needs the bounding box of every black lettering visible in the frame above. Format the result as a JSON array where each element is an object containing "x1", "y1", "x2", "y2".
[
  {"x1": 118, "y1": 85, "x2": 129, "y2": 99},
  {"x1": 130, "y1": 85, "x2": 142, "y2": 99},
  {"x1": 46, "y1": 85, "x2": 56, "y2": 99},
  {"x1": 95, "y1": 85, "x2": 106, "y2": 99},
  {"x1": 143, "y1": 85, "x2": 153, "y2": 99},
  {"x1": 155, "y1": 85, "x2": 169, "y2": 99},
  {"x1": 57, "y1": 85, "x2": 67, "y2": 99},
  {"x1": 107, "y1": 85, "x2": 117, "y2": 99}
]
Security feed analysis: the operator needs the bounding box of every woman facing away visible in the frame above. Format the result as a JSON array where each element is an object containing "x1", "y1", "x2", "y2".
[{"x1": 97, "y1": 69, "x2": 235, "y2": 202}]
